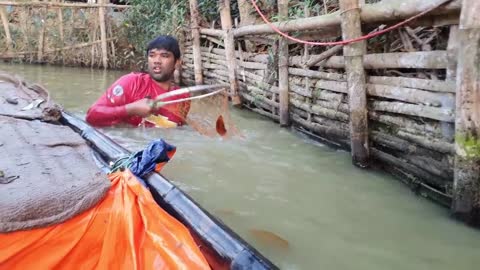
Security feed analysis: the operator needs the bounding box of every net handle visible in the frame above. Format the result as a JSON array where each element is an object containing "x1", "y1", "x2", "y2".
[
  {"x1": 153, "y1": 84, "x2": 228, "y2": 102},
  {"x1": 152, "y1": 88, "x2": 226, "y2": 109}
]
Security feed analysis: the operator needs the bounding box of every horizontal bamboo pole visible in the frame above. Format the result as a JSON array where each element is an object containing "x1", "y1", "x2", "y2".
[
  {"x1": 371, "y1": 147, "x2": 448, "y2": 188},
  {"x1": 397, "y1": 130, "x2": 455, "y2": 154},
  {"x1": 370, "y1": 100, "x2": 455, "y2": 122},
  {"x1": 200, "y1": 28, "x2": 224, "y2": 37},
  {"x1": 288, "y1": 68, "x2": 345, "y2": 81},
  {"x1": 0, "y1": 1, "x2": 128, "y2": 8},
  {"x1": 371, "y1": 131, "x2": 453, "y2": 179},
  {"x1": 290, "y1": 98, "x2": 349, "y2": 122},
  {"x1": 290, "y1": 68, "x2": 456, "y2": 93},
  {"x1": 367, "y1": 84, "x2": 455, "y2": 107},
  {"x1": 368, "y1": 76, "x2": 455, "y2": 93},
  {"x1": 368, "y1": 111, "x2": 454, "y2": 140},
  {"x1": 292, "y1": 114, "x2": 350, "y2": 141},
  {"x1": 253, "y1": 51, "x2": 448, "y2": 69},
  {"x1": 315, "y1": 100, "x2": 349, "y2": 114},
  {"x1": 233, "y1": 0, "x2": 460, "y2": 37}
]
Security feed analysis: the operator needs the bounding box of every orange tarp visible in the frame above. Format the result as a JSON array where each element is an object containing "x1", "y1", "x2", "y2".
[{"x1": 0, "y1": 170, "x2": 210, "y2": 270}]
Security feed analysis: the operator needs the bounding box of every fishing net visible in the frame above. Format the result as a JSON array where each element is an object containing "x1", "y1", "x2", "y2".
[{"x1": 145, "y1": 86, "x2": 240, "y2": 138}]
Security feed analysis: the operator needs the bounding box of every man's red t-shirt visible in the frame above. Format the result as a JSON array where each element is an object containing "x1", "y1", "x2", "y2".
[{"x1": 86, "y1": 73, "x2": 189, "y2": 127}]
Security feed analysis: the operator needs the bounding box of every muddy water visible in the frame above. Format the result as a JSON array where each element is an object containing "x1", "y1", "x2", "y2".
[{"x1": 3, "y1": 63, "x2": 480, "y2": 270}]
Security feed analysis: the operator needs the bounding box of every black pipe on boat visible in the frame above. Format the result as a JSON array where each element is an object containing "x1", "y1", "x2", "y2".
[{"x1": 61, "y1": 112, "x2": 278, "y2": 270}]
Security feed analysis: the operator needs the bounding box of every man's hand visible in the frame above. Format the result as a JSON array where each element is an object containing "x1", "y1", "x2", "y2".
[{"x1": 125, "y1": 98, "x2": 153, "y2": 118}]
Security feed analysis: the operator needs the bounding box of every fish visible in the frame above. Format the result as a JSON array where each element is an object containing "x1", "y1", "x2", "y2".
[
  {"x1": 216, "y1": 115, "x2": 227, "y2": 137},
  {"x1": 249, "y1": 229, "x2": 290, "y2": 251}
]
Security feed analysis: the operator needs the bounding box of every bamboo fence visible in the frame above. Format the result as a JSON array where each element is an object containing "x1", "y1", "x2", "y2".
[
  {"x1": 181, "y1": 0, "x2": 480, "y2": 224},
  {"x1": 0, "y1": 0, "x2": 129, "y2": 68}
]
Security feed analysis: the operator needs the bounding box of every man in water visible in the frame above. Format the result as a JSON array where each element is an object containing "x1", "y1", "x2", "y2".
[{"x1": 86, "y1": 35, "x2": 189, "y2": 127}]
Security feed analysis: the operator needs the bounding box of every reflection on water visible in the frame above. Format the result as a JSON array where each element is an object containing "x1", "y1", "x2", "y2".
[{"x1": 2, "y1": 63, "x2": 479, "y2": 270}]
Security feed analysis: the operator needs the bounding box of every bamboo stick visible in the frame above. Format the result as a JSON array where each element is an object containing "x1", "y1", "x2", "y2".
[
  {"x1": 0, "y1": 2, "x2": 128, "y2": 8},
  {"x1": 0, "y1": 7, "x2": 12, "y2": 51},
  {"x1": 91, "y1": 11, "x2": 98, "y2": 68},
  {"x1": 57, "y1": 2, "x2": 65, "y2": 64},
  {"x1": 292, "y1": 114, "x2": 350, "y2": 142},
  {"x1": 304, "y1": 45, "x2": 343, "y2": 67},
  {"x1": 233, "y1": 0, "x2": 460, "y2": 37},
  {"x1": 290, "y1": 98, "x2": 349, "y2": 122},
  {"x1": 219, "y1": 0, "x2": 241, "y2": 105},
  {"x1": 277, "y1": 0, "x2": 289, "y2": 126},
  {"x1": 452, "y1": 0, "x2": 480, "y2": 225},
  {"x1": 371, "y1": 148, "x2": 448, "y2": 189},
  {"x1": 288, "y1": 68, "x2": 346, "y2": 81},
  {"x1": 370, "y1": 101, "x2": 455, "y2": 122},
  {"x1": 99, "y1": 0, "x2": 108, "y2": 69},
  {"x1": 340, "y1": 0, "x2": 369, "y2": 167},
  {"x1": 37, "y1": 7, "x2": 46, "y2": 62},
  {"x1": 368, "y1": 111, "x2": 454, "y2": 140},
  {"x1": 253, "y1": 51, "x2": 449, "y2": 69},
  {"x1": 397, "y1": 130, "x2": 455, "y2": 154},
  {"x1": 370, "y1": 131, "x2": 453, "y2": 179},
  {"x1": 199, "y1": 28, "x2": 224, "y2": 37},
  {"x1": 189, "y1": 0, "x2": 203, "y2": 84},
  {"x1": 315, "y1": 100, "x2": 350, "y2": 114},
  {"x1": 368, "y1": 76, "x2": 455, "y2": 93},
  {"x1": 367, "y1": 84, "x2": 455, "y2": 107},
  {"x1": 446, "y1": 25, "x2": 459, "y2": 81}
]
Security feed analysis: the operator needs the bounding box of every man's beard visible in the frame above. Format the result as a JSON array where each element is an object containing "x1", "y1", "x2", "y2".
[{"x1": 149, "y1": 70, "x2": 172, "y2": 82}]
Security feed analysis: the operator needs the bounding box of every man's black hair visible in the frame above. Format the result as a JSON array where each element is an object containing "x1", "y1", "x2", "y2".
[{"x1": 146, "y1": 35, "x2": 181, "y2": 60}]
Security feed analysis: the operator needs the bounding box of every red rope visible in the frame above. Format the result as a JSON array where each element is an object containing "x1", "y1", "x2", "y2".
[{"x1": 249, "y1": 0, "x2": 451, "y2": 46}]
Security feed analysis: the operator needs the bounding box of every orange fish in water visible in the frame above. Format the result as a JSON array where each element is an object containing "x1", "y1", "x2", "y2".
[
  {"x1": 216, "y1": 115, "x2": 227, "y2": 137},
  {"x1": 249, "y1": 229, "x2": 290, "y2": 251}
]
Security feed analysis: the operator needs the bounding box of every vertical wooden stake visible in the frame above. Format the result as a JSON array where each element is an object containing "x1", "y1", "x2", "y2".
[
  {"x1": 91, "y1": 12, "x2": 98, "y2": 68},
  {"x1": 99, "y1": 0, "x2": 108, "y2": 69},
  {"x1": 57, "y1": 1, "x2": 65, "y2": 64},
  {"x1": 37, "y1": 7, "x2": 46, "y2": 63},
  {"x1": 0, "y1": 7, "x2": 12, "y2": 51},
  {"x1": 452, "y1": 0, "x2": 480, "y2": 226},
  {"x1": 340, "y1": 0, "x2": 369, "y2": 167},
  {"x1": 189, "y1": 0, "x2": 203, "y2": 84},
  {"x1": 446, "y1": 25, "x2": 459, "y2": 81},
  {"x1": 219, "y1": 0, "x2": 241, "y2": 105},
  {"x1": 278, "y1": 0, "x2": 289, "y2": 126}
]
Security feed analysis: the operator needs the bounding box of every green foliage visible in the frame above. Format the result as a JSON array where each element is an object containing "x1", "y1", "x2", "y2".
[
  {"x1": 123, "y1": 0, "x2": 189, "y2": 53},
  {"x1": 123, "y1": 0, "x2": 240, "y2": 53}
]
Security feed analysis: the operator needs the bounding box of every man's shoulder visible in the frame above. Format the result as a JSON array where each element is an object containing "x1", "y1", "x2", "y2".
[{"x1": 118, "y1": 72, "x2": 146, "y2": 83}]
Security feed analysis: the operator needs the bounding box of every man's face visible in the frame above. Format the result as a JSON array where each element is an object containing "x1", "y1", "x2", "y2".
[{"x1": 147, "y1": 48, "x2": 178, "y2": 83}]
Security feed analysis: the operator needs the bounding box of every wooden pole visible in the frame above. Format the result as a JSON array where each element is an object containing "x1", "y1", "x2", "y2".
[
  {"x1": 452, "y1": 0, "x2": 480, "y2": 226},
  {"x1": 219, "y1": 0, "x2": 241, "y2": 105},
  {"x1": 99, "y1": 0, "x2": 108, "y2": 69},
  {"x1": 278, "y1": 0, "x2": 289, "y2": 126},
  {"x1": 340, "y1": 0, "x2": 369, "y2": 167},
  {"x1": 0, "y1": 7, "x2": 12, "y2": 51},
  {"x1": 57, "y1": 0, "x2": 65, "y2": 64},
  {"x1": 189, "y1": 0, "x2": 203, "y2": 84},
  {"x1": 446, "y1": 25, "x2": 459, "y2": 81},
  {"x1": 37, "y1": 6, "x2": 46, "y2": 63}
]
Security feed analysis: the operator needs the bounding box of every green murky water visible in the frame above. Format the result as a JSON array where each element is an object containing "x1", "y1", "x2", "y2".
[{"x1": 2, "y1": 63, "x2": 479, "y2": 270}]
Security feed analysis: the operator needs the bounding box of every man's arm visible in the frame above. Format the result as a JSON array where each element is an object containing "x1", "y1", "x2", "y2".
[{"x1": 86, "y1": 75, "x2": 135, "y2": 126}]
